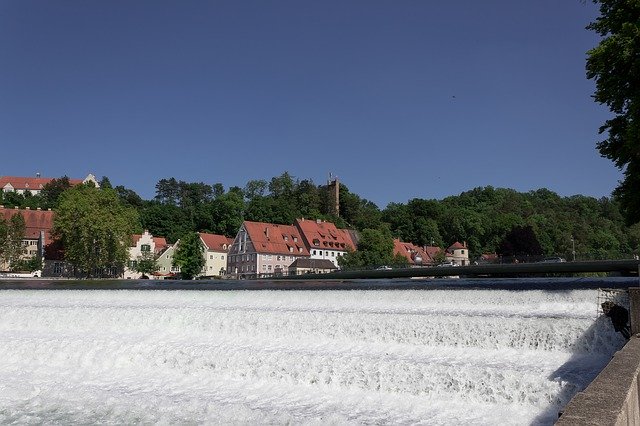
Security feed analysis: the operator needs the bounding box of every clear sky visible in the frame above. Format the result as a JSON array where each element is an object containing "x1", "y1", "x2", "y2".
[{"x1": 0, "y1": 1, "x2": 620, "y2": 208}]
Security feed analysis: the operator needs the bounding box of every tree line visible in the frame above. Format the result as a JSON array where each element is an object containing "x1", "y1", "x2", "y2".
[{"x1": 2, "y1": 173, "x2": 638, "y2": 269}]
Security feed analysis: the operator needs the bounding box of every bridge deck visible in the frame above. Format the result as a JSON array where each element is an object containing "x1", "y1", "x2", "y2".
[{"x1": 280, "y1": 260, "x2": 640, "y2": 280}]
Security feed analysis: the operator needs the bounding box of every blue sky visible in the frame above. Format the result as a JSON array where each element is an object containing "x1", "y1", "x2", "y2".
[{"x1": 0, "y1": 1, "x2": 619, "y2": 208}]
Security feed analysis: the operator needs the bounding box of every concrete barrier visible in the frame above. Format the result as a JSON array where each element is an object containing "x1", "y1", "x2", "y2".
[{"x1": 556, "y1": 287, "x2": 640, "y2": 425}]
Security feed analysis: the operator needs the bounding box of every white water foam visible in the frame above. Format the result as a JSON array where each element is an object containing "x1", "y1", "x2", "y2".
[{"x1": 0, "y1": 289, "x2": 626, "y2": 425}]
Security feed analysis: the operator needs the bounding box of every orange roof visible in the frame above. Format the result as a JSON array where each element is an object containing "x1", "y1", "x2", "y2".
[
  {"x1": 294, "y1": 218, "x2": 356, "y2": 252},
  {"x1": 199, "y1": 233, "x2": 233, "y2": 251},
  {"x1": 393, "y1": 239, "x2": 438, "y2": 264},
  {"x1": 0, "y1": 207, "x2": 54, "y2": 242},
  {"x1": 447, "y1": 241, "x2": 466, "y2": 252},
  {"x1": 242, "y1": 221, "x2": 309, "y2": 256},
  {"x1": 0, "y1": 176, "x2": 83, "y2": 191},
  {"x1": 131, "y1": 233, "x2": 168, "y2": 254}
]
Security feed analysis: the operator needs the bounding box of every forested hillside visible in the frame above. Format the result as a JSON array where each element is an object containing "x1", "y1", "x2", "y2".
[{"x1": 2, "y1": 172, "x2": 638, "y2": 260}]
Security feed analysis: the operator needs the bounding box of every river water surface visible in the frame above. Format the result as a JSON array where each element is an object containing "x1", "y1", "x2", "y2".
[{"x1": 0, "y1": 277, "x2": 634, "y2": 425}]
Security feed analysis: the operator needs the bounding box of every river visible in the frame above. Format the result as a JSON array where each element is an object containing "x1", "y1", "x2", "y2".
[{"x1": 0, "y1": 277, "x2": 635, "y2": 424}]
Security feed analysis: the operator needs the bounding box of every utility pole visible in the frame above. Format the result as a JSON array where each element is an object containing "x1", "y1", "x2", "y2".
[{"x1": 571, "y1": 236, "x2": 576, "y2": 262}]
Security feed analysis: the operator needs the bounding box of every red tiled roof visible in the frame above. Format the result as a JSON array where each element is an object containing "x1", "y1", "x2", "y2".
[
  {"x1": 0, "y1": 207, "x2": 54, "y2": 242},
  {"x1": 294, "y1": 218, "x2": 356, "y2": 252},
  {"x1": 447, "y1": 241, "x2": 466, "y2": 251},
  {"x1": 393, "y1": 239, "x2": 438, "y2": 264},
  {"x1": 0, "y1": 176, "x2": 83, "y2": 191},
  {"x1": 131, "y1": 233, "x2": 168, "y2": 254},
  {"x1": 199, "y1": 233, "x2": 233, "y2": 251},
  {"x1": 242, "y1": 221, "x2": 309, "y2": 256}
]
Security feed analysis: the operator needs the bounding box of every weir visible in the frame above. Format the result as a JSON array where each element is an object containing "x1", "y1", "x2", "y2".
[
  {"x1": 556, "y1": 287, "x2": 640, "y2": 425},
  {"x1": 0, "y1": 280, "x2": 633, "y2": 425}
]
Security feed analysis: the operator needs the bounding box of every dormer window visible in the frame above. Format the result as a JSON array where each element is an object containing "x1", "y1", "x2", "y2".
[
  {"x1": 313, "y1": 239, "x2": 320, "y2": 246},
  {"x1": 284, "y1": 236, "x2": 288, "y2": 241},
  {"x1": 141, "y1": 244, "x2": 151, "y2": 252},
  {"x1": 293, "y1": 237, "x2": 298, "y2": 242}
]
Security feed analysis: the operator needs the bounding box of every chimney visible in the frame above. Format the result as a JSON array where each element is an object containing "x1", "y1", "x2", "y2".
[{"x1": 265, "y1": 227, "x2": 269, "y2": 239}]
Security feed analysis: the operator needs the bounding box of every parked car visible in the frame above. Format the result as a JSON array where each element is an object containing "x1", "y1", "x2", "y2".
[
  {"x1": 541, "y1": 257, "x2": 566, "y2": 263},
  {"x1": 376, "y1": 265, "x2": 392, "y2": 270},
  {"x1": 437, "y1": 261, "x2": 458, "y2": 267}
]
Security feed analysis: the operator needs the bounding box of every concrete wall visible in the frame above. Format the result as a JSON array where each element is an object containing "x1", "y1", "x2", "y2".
[{"x1": 556, "y1": 287, "x2": 640, "y2": 425}]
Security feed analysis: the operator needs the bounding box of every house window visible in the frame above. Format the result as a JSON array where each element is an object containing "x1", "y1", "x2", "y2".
[
  {"x1": 262, "y1": 264, "x2": 266, "y2": 271},
  {"x1": 267, "y1": 265, "x2": 272, "y2": 271},
  {"x1": 331, "y1": 252, "x2": 335, "y2": 257},
  {"x1": 53, "y1": 262, "x2": 63, "y2": 274},
  {"x1": 210, "y1": 255, "x2": 214, "y2": 259},
  {"x1": 461, "y1": 250, "x2": 465, "y2": 255},
  {"x1": 277, "y1": 255, "x2": 281, "y2": 261},
  {"x1": 312, "y1": 250, "x2": 316, "y2": 255},
  {"x1": 221, "y1": 255, "x2": 224, "y2": 260},
  {"x1": 141, "y1": 244, "x2": 151, "y2": 252}
]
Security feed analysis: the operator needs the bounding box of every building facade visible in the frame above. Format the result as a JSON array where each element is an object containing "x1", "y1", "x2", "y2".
[
  {"x1": 0, "y1": 174, "x2": 99, "y2": 195},
  {"x1": 293, "y1": 218, "x2": 356, "y2": 268},
  {"x1": 123, "y1": 230, "x2": 168, "y2": 279},
  {"x1": 228, "y1": 221, "x2": 309, "y2": 278},
  {"x1": 199, "y1": 233, "x2": 232, "y2": 277}
]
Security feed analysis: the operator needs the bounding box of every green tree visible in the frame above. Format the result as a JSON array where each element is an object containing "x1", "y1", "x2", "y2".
[
  {"x1": 52, "y1": 186, "x2": 139, "y2": 277},
  {"x1": 173, "y1": 232, "x2": 205, "y2": 280},
  {"x1": 40, "y1": 176, "x2": 72, "y2": 209},
  {"x1": 0, "y1": 213, "x2": 26, "y2": 269},
  {"x1": 586, "y1": 0, "x2": 640, "y2": 224},
  {"x1": 498, "y1": 225, "x2": 543, "y2": 258},
  {"x1": 133, "y1": 250, "x2": 159, "y2": 277},
  {"x1": 338, "y1": 228, "x2": 395, "y2": 268}
]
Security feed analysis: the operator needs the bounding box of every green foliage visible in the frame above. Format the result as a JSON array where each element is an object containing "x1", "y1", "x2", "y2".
[
  {"x1": 40, "y1": 176, "x2": 72, "y2": 209},
  {"x1": 338, "y1": 228, "x2": 395, "y2": 268},
  {"x1": 586, "y1": 0, "x2": 640, "y2": 224},
  {"x1": 52, "y1": 186, "x2": 139, "y2": 277},
  {"x1": 173, "y1": 232, "x2": 205, "y2": 280},
  {"x1": 498, "y1": 225, "x2": 543, "y2": 257},
  {"x1": 133, "y1": 250, "x2": 158, "y2": 276},
  {"x1": 0, "y1": 213, "x2": 26, "y2": 269}
]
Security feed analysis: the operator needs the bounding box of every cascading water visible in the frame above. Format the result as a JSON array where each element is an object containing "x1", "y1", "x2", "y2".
[{"x1": 0, "y1": 288, "x2": 627, "y2": 425}]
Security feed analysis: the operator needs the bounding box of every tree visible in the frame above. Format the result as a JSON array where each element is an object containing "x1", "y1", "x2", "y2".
[
  {"x1": 338, "y1": 228, "x2": 395, "y2": 269},
  {"x1": 52, "y1": 186, "x2": 139, "y2": 277},
  {"x1": 99, "y1": 176, "x2": 113, "y2": 189},
  {"x1": 40, "y1": 176, "x2": 72, "y2": 209},
  {"x1": 586, "y1": 0, "x2": 640, "y2": 224},
  {"x1": 498, "y1": 225, "x2": 543, "y2": 258},
  {"x1": 133, "y1": 250, "x2": 158, "y2": 277},
  {"x1": 0, "y1": 213, "x2": 26, "y2": 269},
  {"x1": 173, "y1": 232, "x2": 205, "y2": 280}
]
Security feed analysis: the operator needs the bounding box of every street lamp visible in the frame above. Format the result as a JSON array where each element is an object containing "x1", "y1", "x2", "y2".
[{"x1": 571, "y1": 236, "x2": 576, "y2": 262}]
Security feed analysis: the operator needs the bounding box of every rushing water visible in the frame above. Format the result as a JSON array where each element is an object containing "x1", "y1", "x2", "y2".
[{"x1": 0, "y1": 278, "x2": 633, "y2": 425}]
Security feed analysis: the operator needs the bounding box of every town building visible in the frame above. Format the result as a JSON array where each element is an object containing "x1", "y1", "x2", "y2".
[
  {"x1": 155, "y1": 243, "x2": 179, "y2": 279},
  {"x1": 288, "y1": 258, "x2": 337, "y2": 275},
  {"x1": 0, "y1": 174, "x2": 99, "y2": 195},
  {"x1": 123, "y1": 230, "x2": 168, "y2": 279},
  {"x1": 199, "y1": 232, "x2": 233, "y2": 277},
  {"x1": 0, "y1": 207, "x2": 53, "y2": 271},
  {"x1": 293, "y1": 218, "x2": 356, "y2": 268},
  {"x1": 393, "y1": 239, "x2": 437, "y2": 266},
  {"x1": 446, "y1": 241, "x2": 470, "y2": 266},
  {"x1": 228, "y1": 221, "x2": 309, "y2": 278}
]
